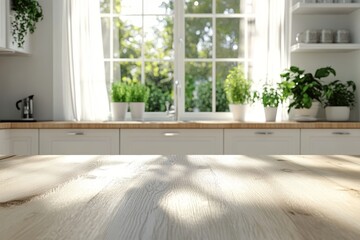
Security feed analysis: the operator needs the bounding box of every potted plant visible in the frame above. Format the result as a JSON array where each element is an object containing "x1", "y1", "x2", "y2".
[
  {"x1": 279, "y1": 66, "x2": 335, "y2": 120},
  {"x1": 322, "y1": 80, "x2": 356, "y2": 121},
  {"x1": 11, "y1": 0, "x2": 44, "y2": 48},
  {"x1": 111, "y1": 81, "x2": 129, "y2": 121},
  {"x1": 224, "y1": 66, "x2": 252, "y2": 121},
  {"x1": 128, "y1": 80, "x2": 150, "y2": 121},
  {"x1": 261, "y1": 85, "x2": 281, "y2": 122}
]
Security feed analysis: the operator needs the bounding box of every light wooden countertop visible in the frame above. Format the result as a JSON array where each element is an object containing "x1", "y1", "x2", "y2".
[
  {"x1": 1, "y1": 121, "x2": 360, "y2": 129},
  {"x1": 0, "y1": 155, "x2": 359, "y2": 240}
]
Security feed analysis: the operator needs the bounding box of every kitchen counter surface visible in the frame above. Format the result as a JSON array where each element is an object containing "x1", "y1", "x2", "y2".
[
  {"x1": 1, "y1": 121, "x2": 360, "y2": 129},
  {"x1": 0, "y1": 155, "x2": 359, "y2": 240}
]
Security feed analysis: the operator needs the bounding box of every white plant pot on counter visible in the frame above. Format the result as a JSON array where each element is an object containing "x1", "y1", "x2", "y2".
[
  {"x1": 264, "y1": 107, "x2": 277, "y2": 122},
  {"x1": 229, "y1": 104, "x2": 247, "y2": 121},
  {"x1": 293, "y1": 102, "x2": 320, "y2": 121},
  {"x1": 111, "y1": 102, "x2": 128, "y2": 121},
  {"x1": 325, "y1": 106, "x2": 350, "y2": 121},
  {"x1": 130, "y1": 102, "x2": 145, "y2": 121}
]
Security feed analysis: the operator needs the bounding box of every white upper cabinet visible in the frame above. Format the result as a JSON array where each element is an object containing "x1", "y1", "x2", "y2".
[
  {"x1": 290, "y1": 1, "x2": 360, "y2": 53},
  {"x1": 0, "y1": 0, "x2": 30, "y2": 54},
  {"x1": 0, "y1": 0, "x2": 6, "y2": 49}
]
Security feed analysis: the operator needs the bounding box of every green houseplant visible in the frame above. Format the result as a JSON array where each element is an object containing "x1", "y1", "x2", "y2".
[
  {"x1": 11, "y1": 0, "x2": 44, "y2": 48},
  {"x1": 128, "y1": 80, "x2": 150, "y2": 121},
  {"x1": 111, "y1": 82, "x2": 129, "y2": 121},
  {"x1": 322, "y1": 80, "x2": 356, "y2": 121},
  {"x1": 224, "y1": 66, "x2": 253, "y2": 121},
  {"x1": 280, "y1": 66, "x2": 335, "y2": 119},
  {"x1": 261, "y1": 85, "x2": 281, "y2": 122}
]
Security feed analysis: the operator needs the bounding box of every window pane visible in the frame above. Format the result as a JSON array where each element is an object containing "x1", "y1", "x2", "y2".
[
  {"x1": 185, "y1": 18, "x2": 213, "y2": 59},
  {"x1": 185, "y1": 0, "x2": 212, "y2": 14},
  {"x1": 144, "y1": 16, "x2": 174, "y2": 60},
  {"x1": 216, "y1": 0, "x2": 253, "y2": 14},
  {"x1": 100, "y1": 0, "x2": 110, "y2": 13},
  {"x1": 101, "y1": 17, "x2": 110, "y2": 58},
  {"x1": 113, "y1": 62, "x2": 141, "y2": 82},
  {"x1": 216, "y1": 18, "x2": 244, "y2": 58},
  {"x1": 113, "y1": 17, "x2": 142, "y2": 58},
  {"x1": 185, "y1": 62, "x2": 212, "y2": 112},
  {"x1": 144, "y1": 0, "x2": 174, "y2": 15},
  {"x1": 216, "y1": 62, "x2": 245, "y2": 112},
  {"x1": 145, "y1": 61, "x2": 174, "y2": 112},
  {"x1": 114, "y1": 0, "x2": 142, "y2": 14}
]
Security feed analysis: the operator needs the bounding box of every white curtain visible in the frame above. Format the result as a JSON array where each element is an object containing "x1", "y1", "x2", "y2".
[
  {"x1": 55, "y1": 0, "x2": 109, "y2": 121},
  {"x1": 252, "y1": 0, "x2": 289, "y2": 85}
]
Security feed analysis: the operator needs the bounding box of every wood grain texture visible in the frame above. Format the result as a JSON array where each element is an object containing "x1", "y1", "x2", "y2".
[
  {"x1": 4, "y1": 121, "x2": 360, "y2": 129},
  {"x1": 0, "y1": 155, "x2": 360, "y2": 240}
]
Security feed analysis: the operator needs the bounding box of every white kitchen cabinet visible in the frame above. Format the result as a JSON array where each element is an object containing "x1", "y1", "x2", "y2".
[
  {"x1": 290, "y1": 1, "x2": 360, "y2": 53},
  {"x1": 224, "y1": 129, "x2": 300, "y2": 155},
  {"x1": 0, "y1": 0, "x2": 30, "y2": 54},
  {"x1": 301, "y1": 129, "x2": 360, "y2": 154},
  {"x1": 10, "y1": 129, "x2": 38, "y2": 155},
  {"x1": 0, "y1": 0, "x2": 6, "y2": 49},
  {"x1": 0, "y1": 129, "x2": 10, "y2": 154},
  {"x1": 40, "y1": 129, "x2": 120, "y2": 155},
  {"x1": 120, "y1": 129, "x2": 223, "y2": 154}
]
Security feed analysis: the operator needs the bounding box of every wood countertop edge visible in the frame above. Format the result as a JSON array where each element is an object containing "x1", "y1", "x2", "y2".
[{"x1": 1, "y1": 121, "x2": 360, "y2": 129}]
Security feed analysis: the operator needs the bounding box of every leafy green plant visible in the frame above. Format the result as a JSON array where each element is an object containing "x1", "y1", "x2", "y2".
[
  {"x1": 111, "y1": 81, "x2": 129, "y2": 102},
  {"x1": 261, "y1": 86, "x2": 281, "y2": 108},
  {"x1": 128, "y1": 80, "x2": 150, "y2": 102},
  {"x1": 280, "y1": 66, "x2": 335, "y2": 112},
  {"x1": 322, "y1": 80, "x2": 356, "y2": 107},
  {"x1": 11, "y1": 0, "x2": 44, "y2": 48},
  {"x1": 224, "y1": 66, "x2": 252, "y2": 104}
]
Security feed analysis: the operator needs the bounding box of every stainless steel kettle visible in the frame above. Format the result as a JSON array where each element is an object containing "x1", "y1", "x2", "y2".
[{"x1": 16, "y1": 95, "x2": 34, "y2": 120}]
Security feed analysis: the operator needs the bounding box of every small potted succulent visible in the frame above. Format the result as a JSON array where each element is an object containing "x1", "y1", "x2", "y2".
[
  {"x1": 322, "y1": 80, "x2": 356, "y2": 121},
  {"x1": 128, "y1": 80, "x2": 150, "y2": 121},
  {"x1": 261, "y1": 85, "x2": 281, "y2": 122},
  {"x1": 111, "y1": 81, "x2": 129, "y2": 121},
  {"x1": 279, "y1": 66, "x2": 335, "y2": 120},
  {"x1": 224, "y1": 66, "x2": 253, "y2": 121}
]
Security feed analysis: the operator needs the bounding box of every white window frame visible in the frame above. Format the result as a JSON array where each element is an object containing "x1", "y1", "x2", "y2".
[{"x1": 101, "y1": 0, "x2": 255, "y2": 121}]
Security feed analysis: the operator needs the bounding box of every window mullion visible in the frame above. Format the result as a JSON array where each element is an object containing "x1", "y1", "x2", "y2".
[
  {"x1": 174, "y1": 0, "x2": 185, "y2": 117},
  {"x1": 110, "y1": 0, "x2": 114, "y2": 84},
  {"x1": 141, "y1": 0, "x2": 145, "y2": 84},
  {"x1": 212, "y1": 0, "x2": 216, "y2": 113}
]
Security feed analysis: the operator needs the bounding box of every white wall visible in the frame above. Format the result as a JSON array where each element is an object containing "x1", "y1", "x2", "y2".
[{"x1": 0, "y1": 0, "x2": 53, "y2": 120}]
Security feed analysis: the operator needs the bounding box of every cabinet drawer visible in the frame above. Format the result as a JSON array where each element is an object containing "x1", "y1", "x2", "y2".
[
  {"x1": 10, "y1": 129, "x2": 39, "y2": 155},
  {"x1": 301, "y1": 129, "x2": 360, "y2": 155},
  {"x1": 224, "y1": 129, "x2": 300, "y2": 154},
  {"x1": 120, "y1": 129, "x2": 223, "y2": 154},
  {"x1": 40, "y1": 129, "x2": 119, "y2": 155}
]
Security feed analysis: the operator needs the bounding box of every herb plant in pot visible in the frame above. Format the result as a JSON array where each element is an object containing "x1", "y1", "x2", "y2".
[
  {"x1": 261, "y1": 85, "x2": 281, "y2": 122},
  {"x1": 111, "y1": 81, "x2": 129, "y2": 121},
  {"x1": 128, "y1": 80, "x2": 150, "y2": 121},
  {"x1": 224, "y1": 66, "x2": 252, "y2": 121},
  {"x1": 280, "y1": 66, "x2": 335, "y2": 120},
  {"x1": 322, "y1": 80, "x2": 356, "y2": 121}
]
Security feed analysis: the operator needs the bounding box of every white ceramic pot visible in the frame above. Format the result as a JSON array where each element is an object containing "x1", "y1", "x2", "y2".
[
  {"x1": 325, "y1": 106, "x2": 350, "y2": 121},
  {"x1": 130, "y1": 102, "x2": 145, "y2": 121},
  {"x1": 229, "y1": 104, "x2": 247, "y2": 121},
  {"x1": 111, "y1": 102, "x2": 128, "y2": 121},
  {"x1": 293, "y1": 101, "x2": 320, "y2": 119},
  {"x1": 264, "y1": 107, "x2": 277, "y2": 122}
]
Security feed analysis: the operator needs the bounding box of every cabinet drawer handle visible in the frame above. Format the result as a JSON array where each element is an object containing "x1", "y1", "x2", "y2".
[
  {"x1": 67, "y1": 132, "x2": 85, "y2": 136},
  {"x1": 163, "y1": 132, "x2": 180, "y2": 137},
  {"x1": 255, "y1": 131, "x2": 274, "y2": 135},
  {"x1": 332, "y1": 132, "x2": 350, "y2": 135}
]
